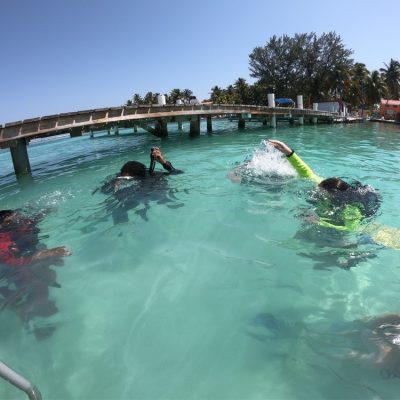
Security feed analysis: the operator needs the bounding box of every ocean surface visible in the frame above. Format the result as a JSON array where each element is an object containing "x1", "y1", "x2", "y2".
[{"x1": 1, "y1": 120, "x2": 400, "y2": 399}]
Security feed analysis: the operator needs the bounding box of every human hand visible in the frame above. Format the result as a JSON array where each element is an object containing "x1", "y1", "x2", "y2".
[
  {"x1": 151, "y1": 147, "x2": 166, "y2": 164},
  {"x1": 32, "y1": 247, "x2": 72, "y2": 261},
  {"x1": 268, "y1": 140, "x2": 293, "y2": 156}
]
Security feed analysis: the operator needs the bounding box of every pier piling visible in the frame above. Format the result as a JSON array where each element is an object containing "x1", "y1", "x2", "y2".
[
  {"x1": 190, "y1": 115, "x2": 200, "y2": 137},
  {"x1": 10, "y1": 138, "x2": 31, "y2": 176}
]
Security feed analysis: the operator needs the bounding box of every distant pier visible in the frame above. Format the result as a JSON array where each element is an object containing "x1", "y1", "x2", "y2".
[{"x1": 0, "y1": 103, "x2": 337, "y2": 178}]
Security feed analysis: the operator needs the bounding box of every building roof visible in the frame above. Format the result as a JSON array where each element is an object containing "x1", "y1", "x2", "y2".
[{"x1": 380, "y1": 99, "x2": 400, "y2": 106}]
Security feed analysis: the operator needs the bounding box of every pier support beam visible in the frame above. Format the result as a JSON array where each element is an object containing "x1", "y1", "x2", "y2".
[
  {"x1": 190, "y1": 115, "x2": 200, "y2": 137},
  {"x1": 10, "y1": 138, "x2": 31, "y2": 176},
  {"x1": 155, "y1": 119, "x2": 168, "y2": 138},
  {"x1": 312, "y1": 103, "x2": 318, "y2": 124},
  {"x1": 178, "y1": 121, "x2": 183, "y2": 131},
  {"x1": 298, "y1": 116, "x2": 304, "y2": 125},
  {"x1": 206, "y1": 116, "x2": 212, "y2": 134},
  {"x1": 238, "y1": 116, "x2": 245, "y2": 129},
  {"x1": 270, "y1": 115, "x2": 277, "y2": 128},
  {"x1": 133, "y1": 124, "x2": 138, "y2": 133}
]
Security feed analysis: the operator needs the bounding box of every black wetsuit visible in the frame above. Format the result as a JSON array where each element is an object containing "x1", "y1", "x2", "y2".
[{"x1": 99, "y1": 160, "x2": 183, "y2": 224}]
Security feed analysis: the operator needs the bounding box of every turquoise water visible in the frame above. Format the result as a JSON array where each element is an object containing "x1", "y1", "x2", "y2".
[{"x1": 1, "y1": 120, "x2": 400, "y2": 399}]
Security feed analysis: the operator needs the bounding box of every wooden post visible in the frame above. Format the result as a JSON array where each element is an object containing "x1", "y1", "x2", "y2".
[
  {"x1": 133, "y1": 124, "x2": 138, "y2": 133},
  {"x1": 206, "y1": 115, "x2": 212, "y2": 134},
  {"x1": 312, "y1": 103, "x2": 318, "y2": 124},
  {"x1": 10, "y1": 138, "x2": 31, "y2": 176},
  {"x1": 178, "y1": 121, "x2": 183, "y2": 131},
  {"x1": 270, "y1": 115, "x2": 277, "y2": 128},
  {"x1": 190, "y1": 115, "x2": 200, "y2": 137},
  {"x1": 298, "y1": 116, "x2": 304, "y2": 125},
  {"x1": 155, "y1": 119, "x2": 168, "y2": 138},
  {"x1": 238, "y1": 116, "x2": 245, "y2": 129}
]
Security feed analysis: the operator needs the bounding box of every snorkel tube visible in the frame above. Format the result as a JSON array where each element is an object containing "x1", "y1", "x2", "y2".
[{"x1": 149, "y1": 147, "x2": 156, "y2": 175}]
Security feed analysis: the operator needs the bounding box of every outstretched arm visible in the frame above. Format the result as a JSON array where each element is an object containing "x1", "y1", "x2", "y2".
[{"x1": 268, "y1": 139, "x2": 322, "y2": 183}]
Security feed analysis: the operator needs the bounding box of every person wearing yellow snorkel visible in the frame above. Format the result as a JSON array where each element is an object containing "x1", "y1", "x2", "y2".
[{"x1": 269, "y1": 139, "x2": 400, "y2": 249}]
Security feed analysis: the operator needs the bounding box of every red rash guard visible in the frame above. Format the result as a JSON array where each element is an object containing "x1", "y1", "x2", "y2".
[{"x1": 0, "y1": 232, "x2": 33, "y2": 267}]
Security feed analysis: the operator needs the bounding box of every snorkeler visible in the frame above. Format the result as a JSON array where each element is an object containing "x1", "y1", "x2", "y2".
[
  {"x1": 0, "y1": 209, "x2": 71, "y2": 339},
  {"x1": 96, "y1": 147, "x2": 183, "y2": 224},
  {"x1": 308, "y1": 313, "x2": 400, "y2": 379},
  {"x1": 268, "y1": 139, "x2": 400, "y2": 249},
  {"x1": 99, "y1": 147, "x2": 182, "y2": 195},
  {"x1": 0, "y1": 209, "x2": 71, "y2": 266},
  {"x1": 268, "y1": 139, "x2": 380, "y2": 224}
]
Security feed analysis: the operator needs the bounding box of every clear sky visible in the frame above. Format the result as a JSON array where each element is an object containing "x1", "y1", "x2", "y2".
[{"x1": 1, "y1": 0, "x2": 398, "y2": 124}]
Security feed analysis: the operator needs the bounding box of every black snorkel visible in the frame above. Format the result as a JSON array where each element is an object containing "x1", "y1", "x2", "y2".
[{"x1": 149, "y1": 147, "x2": 156, "y2": 175}]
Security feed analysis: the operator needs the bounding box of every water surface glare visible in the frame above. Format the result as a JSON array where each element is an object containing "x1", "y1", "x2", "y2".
[{"x1": 1, "y1": 121, "x2": 400, "y2": 399}]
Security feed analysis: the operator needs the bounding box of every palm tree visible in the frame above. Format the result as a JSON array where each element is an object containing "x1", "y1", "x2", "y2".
[
  {"x1": 169, "y1": 88, "x2": 182, "y2": 104},
  {"x1": 225, "y1": 85, "x2": 237, "y2": 104},
  {"x1": 132, "y1": 93, "x2": 142, "y2": 105},
  {"x1": 210, "y1": 86, "x2": 223, "y2": 103},
  {"x1": 380, "y1": 59, "x2": 400, "y2": 99},
  {"x1": 181, "y1": 89, "x2": 193, "y2": 103},
  {"x1": 233, "y1": 78, "x2": 251, "y2": 104},
  {"x1": 143, "y1": 92, "x2": 156, "y2": 105},
  {"x1": 365, "y1": 70, "x2": 387, "y2": 106}
]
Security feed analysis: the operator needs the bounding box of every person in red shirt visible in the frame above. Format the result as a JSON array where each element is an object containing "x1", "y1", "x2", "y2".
[{"x1": 0, "y1": 209, "x2": 71, "y2": 339}]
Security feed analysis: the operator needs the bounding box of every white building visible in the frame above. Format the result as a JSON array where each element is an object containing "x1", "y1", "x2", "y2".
[{"x1": 317, "y1": 101, "x2": 348, "y2": 116}]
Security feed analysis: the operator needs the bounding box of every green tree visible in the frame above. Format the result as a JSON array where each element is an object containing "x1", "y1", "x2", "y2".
[
  {"x1": 169, "y1": 88, "x2": 182, "y2": 104},
  {"x1": 132, "y1": 93, "x2": 143, "y2": 104},
  {"x1": 143, "y1": 92, "x2": 156, "y2": 105},
  {"x1": 182, "y1": 89, "x2": 193, "y2": 103},
  {"x1": 348, "y1": 63, "x2": 370, "y2": 108},
  {"x1": 249, "y1": 82, "x2": 268, "y2": 105},
  {"x1": 234, "y1": 78, "x2": 251, "y2": 104},
  {"x1": 249, "y1": 32, "x2": 354, "y2": 102},
  {"x1": 210, "y1": 86, "x2": 224, "y2": 103},
  {"x1": 380, "y1": 59, "x2": 400, "y2": 99},
  {"x1": 365, "y1": 70, "x2": 387, "y2": 107}
]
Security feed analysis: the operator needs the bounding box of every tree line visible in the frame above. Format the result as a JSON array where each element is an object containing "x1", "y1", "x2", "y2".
[
  {"x1": 125, "y1": 89, "x2": 194, "y2": 106},
  {"x1": 126, "y1": 32, "x2": 400, "y2": 110}
]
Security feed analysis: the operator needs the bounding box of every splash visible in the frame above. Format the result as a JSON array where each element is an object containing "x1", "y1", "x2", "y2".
[{"x1": 243, "y1": 140, "x2": 297, "y2": 178}]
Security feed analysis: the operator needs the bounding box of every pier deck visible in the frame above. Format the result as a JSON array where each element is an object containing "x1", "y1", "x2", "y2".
[
  {"x1": 0, "y1": 104, "x2": 337, "y2": 148},
  {"x1": 0, "y1": 103, "x2": 338, "y2": 178}
]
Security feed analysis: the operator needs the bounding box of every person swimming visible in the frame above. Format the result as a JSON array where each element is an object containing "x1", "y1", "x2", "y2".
[
  {"x1": 267, "y1": 139, "x2": 400, "y2": 250},
  {"x1": 268, "y1": 139, "x2": 381, "y2": 230},
  {"x1": 95, "y1": 147, "x2": 183, "y2": 224},
  {"x1": 0, "y1": 209, "x2": 71, "y2": 340},
  {"x1": 308, "y1": 313, "x2": 400, "y2": 379}
]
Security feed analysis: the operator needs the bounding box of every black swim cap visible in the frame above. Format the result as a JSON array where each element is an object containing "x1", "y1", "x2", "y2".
[
  {"x1": 319, "y1": 177, "x2": 350, "y2": 192},
  {"x1": 120, "y1": 161, "x2": 147, "y2": 178},
  {"x1": 0, "y1": 210, "x2": 15, "y2": 223}
]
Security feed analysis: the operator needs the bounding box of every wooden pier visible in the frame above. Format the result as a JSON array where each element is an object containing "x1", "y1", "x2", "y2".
[{"x1": 0, "y1": 103, "x2": 337, "y2": 178}]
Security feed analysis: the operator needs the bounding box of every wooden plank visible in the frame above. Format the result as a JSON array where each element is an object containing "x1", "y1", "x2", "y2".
[{"x1": 2, "y1": 125, "x2": 20, "y2": 139}]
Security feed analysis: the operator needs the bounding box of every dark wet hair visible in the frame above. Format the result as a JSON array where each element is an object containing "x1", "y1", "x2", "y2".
[
  {"x1": 120, "y1": 161, "x2": 147, "y2": 178},
  {"x1": 319, "y1": 177, "x2": 350, "y2": 192},
  {"x1": 312, "y1": 179, "x2": 381, "y2": 219},
  {"x1": 0, "y1": 210, "x2": 15, "y2": 223}
]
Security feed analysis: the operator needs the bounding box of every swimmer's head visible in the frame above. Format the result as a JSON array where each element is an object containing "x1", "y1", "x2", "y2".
[
  {"x1": 120, "y1": 161, "x2": 147, "y2": 178},
  {"x1": 318, "y1": 177, "x2": 350, "y2": 192},
  {"x1": 0, "y1": 210, "x2": 15, "y2": 224}
]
